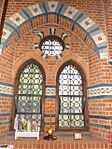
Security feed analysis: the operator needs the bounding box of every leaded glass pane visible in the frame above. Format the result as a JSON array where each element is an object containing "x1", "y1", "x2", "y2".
[
  {"x1": 17, "y1": 62, "x2": 43, "y2": 117},
  {"x1": 39, "y1": 36, "x2": 64, "y2": 56},
  {"x1": 59, "y1": 64, "x2": 84, "y2": 128},
  {"x1": 17, "y1": 96, "x2": 41, "y2": 113},
  {"x1": 59, "y1": 114, "x2": 84, "y2": 128}
]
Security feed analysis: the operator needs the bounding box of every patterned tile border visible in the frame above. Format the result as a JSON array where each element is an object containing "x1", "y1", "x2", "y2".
[
  {"x1": 89, "y1": 115, "x2": 112, "y2": 120},
  {"x1": 89, "y1": 123, "x2": 111, "y2": 129},
  {"x1": 0, "y1": 81, "x2": 14, "y2": 97},
  {"x1": 87, "y1": 84, "x2": 112, "y2": 99},
  {"x1": 45, "y1": 114, "x2": 56, "y2": 118},
  {"x1": 88, "y1": 95, "x2": 112, "y2": 99},
  {"x1": 0, "y1": 1, "x2": 108, "y2": 59},
  {"x1": 45, "y1": 122, "x2": 55, "y2": 126},
  {"x1": 1, "y1": 82, "x2": 112, "y2": 100},
  {"x1": 46, "y1": 85, "x2": 56, "y2": 97},
  {"x1": 0, "y1": 113, "x2": 11, "y2": 117},
  {"x1": 0, "y1": 121, "x2": 10, "y2": 125},
  {"x1": 45, "y1": 96, "x2": 56, "y2": 99}
]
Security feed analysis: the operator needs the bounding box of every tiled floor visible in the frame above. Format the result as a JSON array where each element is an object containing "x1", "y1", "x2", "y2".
[{"x1": 0, "y1": 131, "x2": 111, "y2": 149}]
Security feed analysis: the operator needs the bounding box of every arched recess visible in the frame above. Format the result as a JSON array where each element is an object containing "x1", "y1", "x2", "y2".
[
  {"x1": 10, "y1": 55, "x2": 47, "y2": 130},
  {"x1": 0, "y1": 1, "x2": 108, "y2": 59},
  {"x1": 56, "y1": 60, "x2": 88, "y2": 130}
]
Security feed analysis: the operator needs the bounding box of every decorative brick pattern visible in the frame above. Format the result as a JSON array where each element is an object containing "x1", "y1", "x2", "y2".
[
  {"x1": 0, "y1": 82, "x2": 14, "y2": 97},
  {"x1": 0, "y1": 113, "x2": 10, "y2": 117},
  {"x1": 46, "y1": 85, "x2": 56, "y2": 97},
  {"x1": 45, "y1": 99, "x2": 55, "y2": 114},
  {"x1": 44, "y1": 114, "x2": 56, "y2": 125},
  {"x1": 87, "y1": 84, "x2": 112, "y2": 99},
  {"x1": 0, "y1": 1, "x2": 108, "y2": 59},
  {"x1": 44, "y1": 85, "x2": 56, "y2": 130},
  {"x1": 87, "y1": 84, "x2": 112, "y2": 141},
  {"x1": 44, "y1": 98, "x2": 56, "y2": 130},
  {"x1": 89, "y1": 115, "x2": 112, "y2": 120},
  {"x1": 0, "y1": 121, "x2": 10, "y2": 125},
  {"x1": 89, "y1": 123, "x2": 111, "y2": 130}
]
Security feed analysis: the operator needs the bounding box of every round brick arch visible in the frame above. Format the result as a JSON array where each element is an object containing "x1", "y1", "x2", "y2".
[{"x1": 0, "y1": 1, "x2": 108, "y2": 59}]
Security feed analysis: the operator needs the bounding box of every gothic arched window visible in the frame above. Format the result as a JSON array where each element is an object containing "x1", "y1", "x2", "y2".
[
  {"x1": 15, "y1": 60, "x2": 45, "y2": 126},
  {"x1": 57, "y1": 61, "x2": 87, "y2": 130}
]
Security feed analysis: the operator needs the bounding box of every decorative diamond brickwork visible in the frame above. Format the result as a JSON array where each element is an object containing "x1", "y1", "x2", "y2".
[
  {"x1": 87, "y1": 84, "x2": 112, "y2": 99},
  {"x1": 46, "y1": 86, "x2": 56, "y2": 97},
  {"x1": 0, "y1": 82, "x2": 13, "y2": 97}
]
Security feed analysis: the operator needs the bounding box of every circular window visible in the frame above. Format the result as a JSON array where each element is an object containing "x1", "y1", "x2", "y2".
[{"x1": 39, "y1": 35, "x2": 65, "y2": 56}]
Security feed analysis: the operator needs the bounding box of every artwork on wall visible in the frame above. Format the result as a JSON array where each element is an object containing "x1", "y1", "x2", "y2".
[{"x1": 14, "y1": 114, "x2": 39, "y2": 132}]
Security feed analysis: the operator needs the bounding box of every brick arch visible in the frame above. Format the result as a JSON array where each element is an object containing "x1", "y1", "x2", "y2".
[
  {"x1": 0, "y1": 1, "x2": 108, "y2": 59},
  {"x1": 12, "y1": 51, "x2": 49, "y2": 82},
  {"x1": 53, "y1": 52, "x2": 89, "y2": 84}
]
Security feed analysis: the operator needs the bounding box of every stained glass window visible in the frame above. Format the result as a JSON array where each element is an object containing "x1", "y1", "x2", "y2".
[
  {"x1": 58, "y1": 64, "x2": 85, "y2": 128},
  {"x1": 16, "y1": 62, "x2": 44, "y2": 125}
]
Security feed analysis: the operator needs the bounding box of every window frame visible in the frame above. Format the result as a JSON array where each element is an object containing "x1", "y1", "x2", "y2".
[
  {"x1": 14, "y1": 59, "x2": 46, "y2": 130},
  {"x1": 56, "y1": 60, "x2": 88, "y2": 131},
  {"x1": 39, "y1": 35, "x2": 65, "y2": 56}
]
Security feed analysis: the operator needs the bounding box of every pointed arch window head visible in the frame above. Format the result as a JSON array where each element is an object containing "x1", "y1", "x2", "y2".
[
  {"x1": 16, "y1": 62, "x2": 44, "y2": 116},
  {"x1": 58, "y1": 63, "x2": 86, "y2": 129}
]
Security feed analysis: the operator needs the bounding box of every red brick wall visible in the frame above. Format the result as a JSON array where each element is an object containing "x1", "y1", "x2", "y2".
[
  {"x1": 0, "y1": 0, "x2": 111, "y2": 145},
  {"x1": 0, "y1": 46, "x2": 14, "y2": 134},
  {"x1": 104, "y1": 0, "x2": 112, "y2": 59}
]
